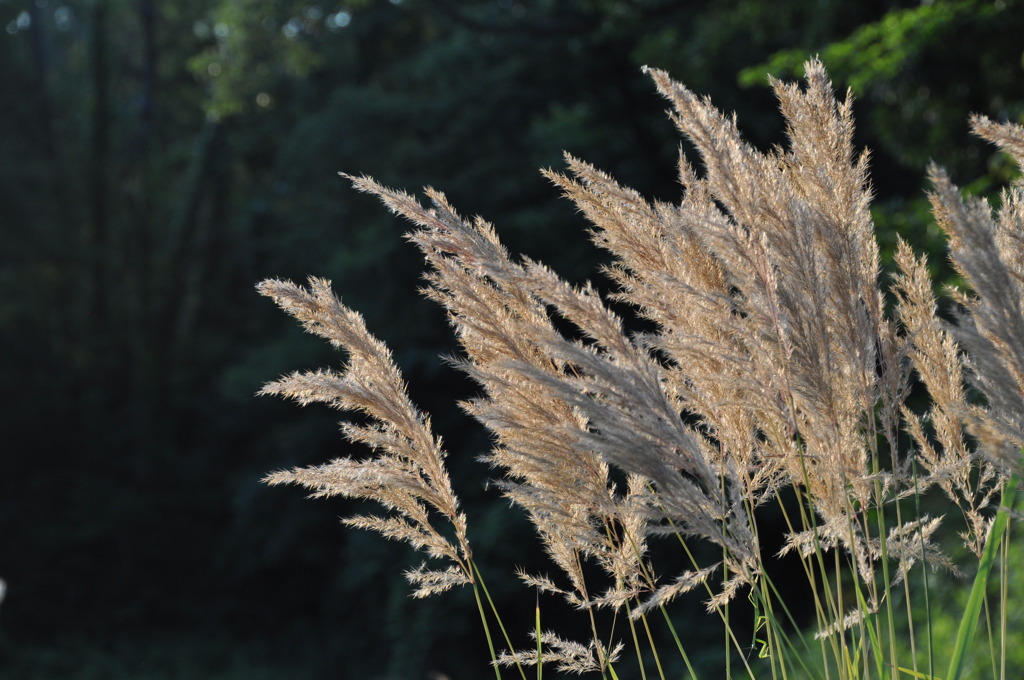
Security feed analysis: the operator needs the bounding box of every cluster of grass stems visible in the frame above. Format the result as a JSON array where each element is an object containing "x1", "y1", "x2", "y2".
[{"x1": 259, "y1": 60, "x2": 1024, "y2": 679}]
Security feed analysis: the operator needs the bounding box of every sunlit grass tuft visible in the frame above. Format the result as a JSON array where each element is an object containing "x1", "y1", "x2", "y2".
[{"x1": 261, "y1": 61, "x2": 1024, "y2": 679}]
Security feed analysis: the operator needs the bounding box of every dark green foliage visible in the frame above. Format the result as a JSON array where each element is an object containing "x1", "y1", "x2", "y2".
[{"x1": 1, "y1": 0, "x2": 1021, "y2": 676}]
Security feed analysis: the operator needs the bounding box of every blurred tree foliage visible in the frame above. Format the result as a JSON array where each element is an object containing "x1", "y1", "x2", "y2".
[
  {"x1": 0, "y1": 0, "x2": 1021, "y2": 677},
  {"x1": 740, "y1": 0, "x2": 1024, "y2": 283}
]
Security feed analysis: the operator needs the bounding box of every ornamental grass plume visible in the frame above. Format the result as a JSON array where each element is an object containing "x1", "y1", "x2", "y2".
[
  {"x1": 257, "y1": 277, "x2": 473, "y2": 598},
  {"x1": 260, "y1": 59, "x2": 1024, "y2": 679},
  {"x1": 927, "y1": 116, "x2": 1024, "y2": 473}
]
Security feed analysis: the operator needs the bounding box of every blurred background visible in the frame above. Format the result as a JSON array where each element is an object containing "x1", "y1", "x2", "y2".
[{"x1": 1, "y1": 0, "x2": 1023, "y2": 677}]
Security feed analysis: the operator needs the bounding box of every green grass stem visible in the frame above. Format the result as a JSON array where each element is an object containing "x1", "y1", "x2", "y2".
[
  {"x1": 473, "y1": 560, "x2": 529, "y2": 680},
  {"x1": 946, "y1": 472, "x2": 1020, "y2": 680}
]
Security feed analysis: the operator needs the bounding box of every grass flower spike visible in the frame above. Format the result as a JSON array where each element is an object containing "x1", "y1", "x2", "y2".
[{"x1": 261, "y1": 60, "x2": 1024, "y2": 679}]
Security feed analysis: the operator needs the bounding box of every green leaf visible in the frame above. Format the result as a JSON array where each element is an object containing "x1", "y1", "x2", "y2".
[{"x1": 892, "y1": 665, "x2": 944, "y2": 680}]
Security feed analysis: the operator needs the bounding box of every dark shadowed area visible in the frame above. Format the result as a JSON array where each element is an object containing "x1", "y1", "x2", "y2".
[{"x1": 1, "y1": 0, "x2": 1022, "y2": 677}]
